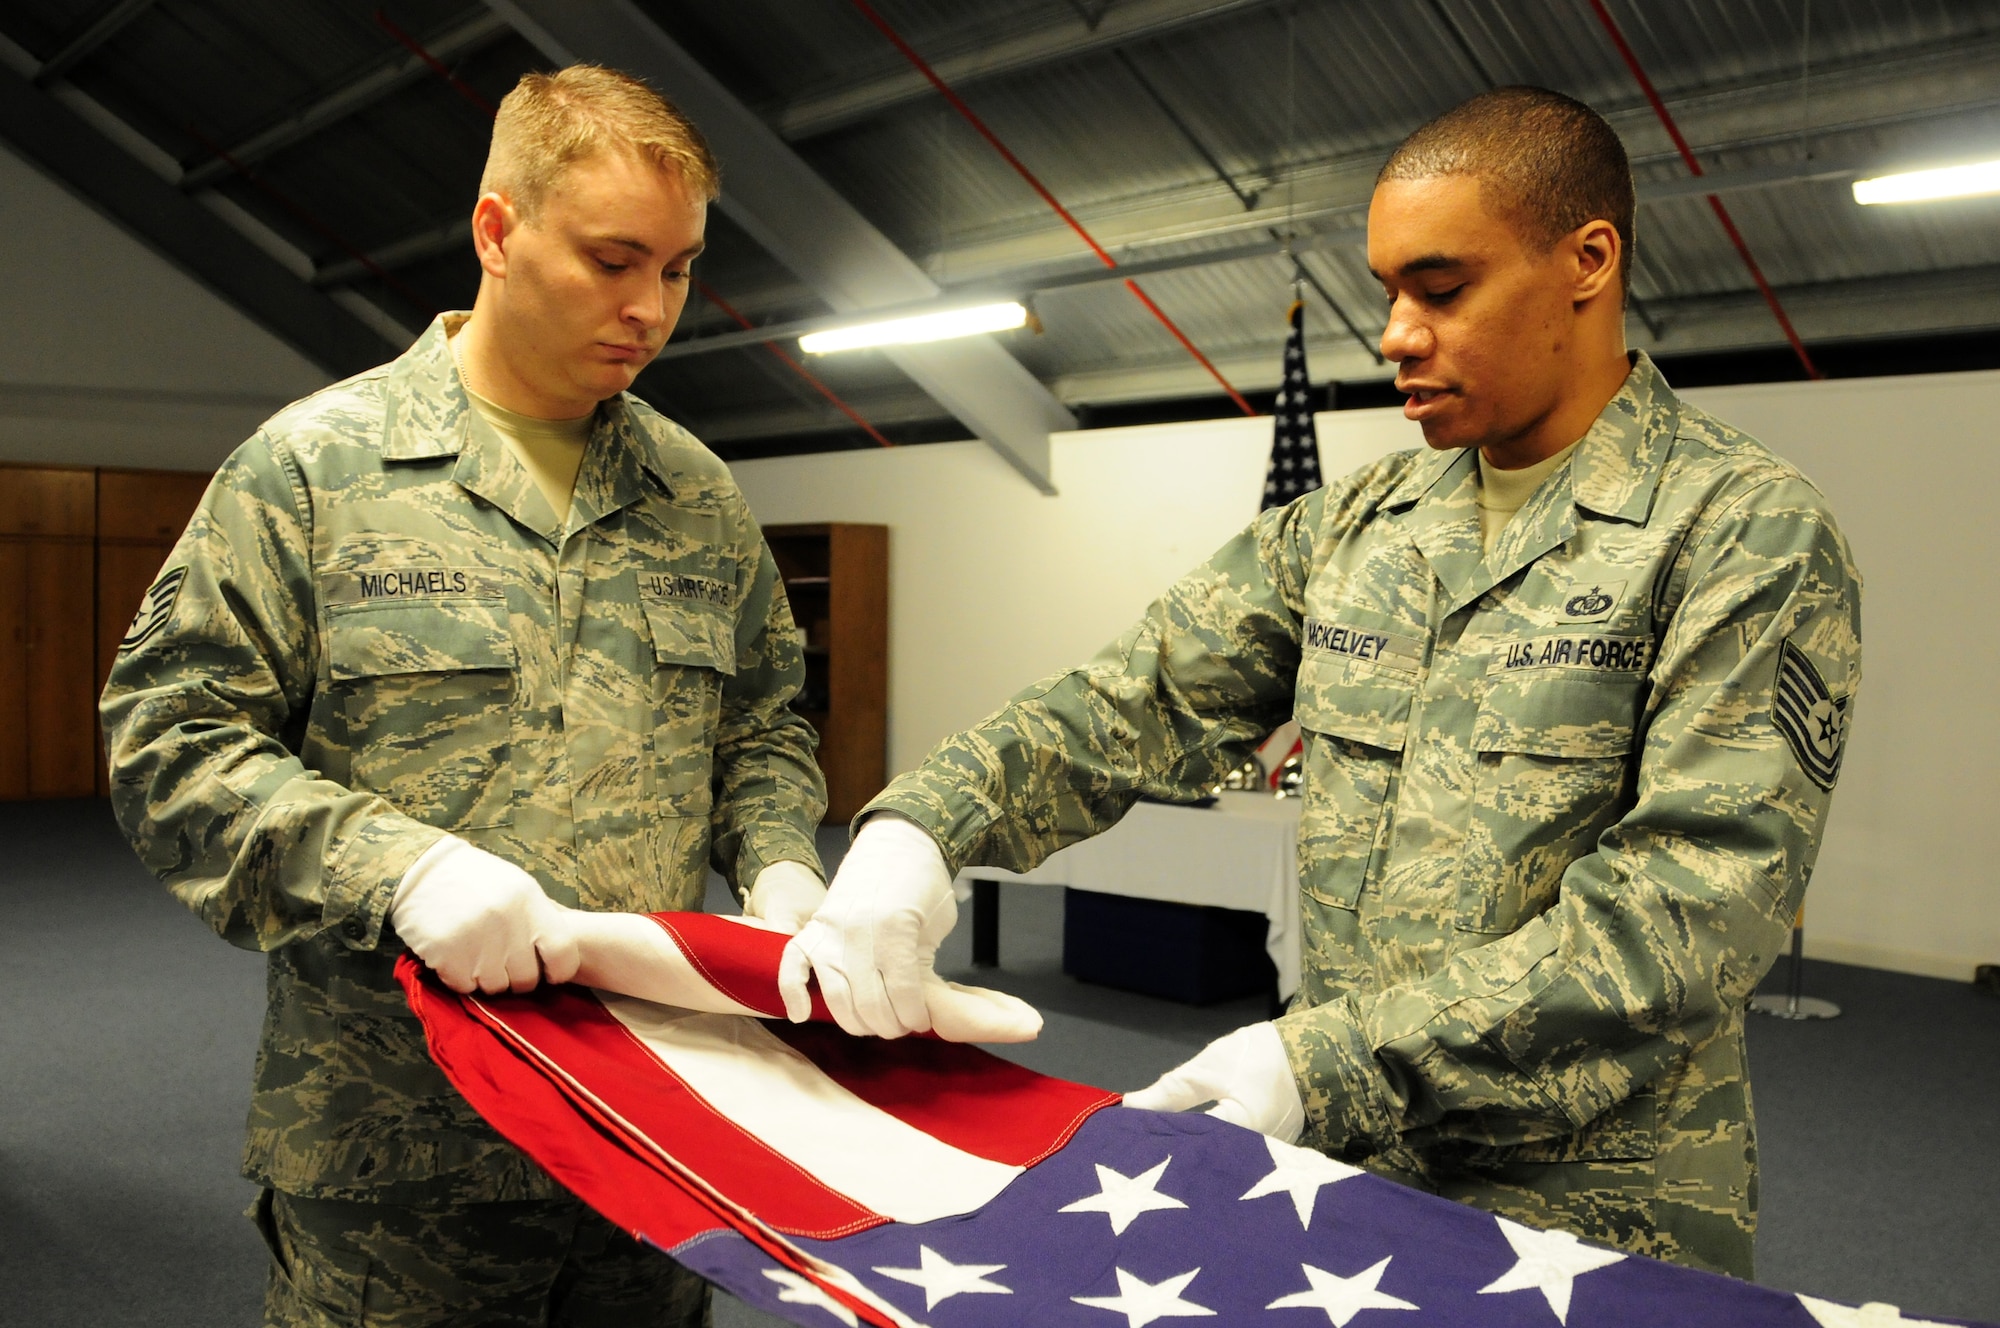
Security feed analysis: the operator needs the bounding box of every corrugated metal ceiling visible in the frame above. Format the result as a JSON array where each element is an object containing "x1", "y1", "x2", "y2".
[{"x1": 4, "y1": 0, "x2": 1998, "y2": 453}]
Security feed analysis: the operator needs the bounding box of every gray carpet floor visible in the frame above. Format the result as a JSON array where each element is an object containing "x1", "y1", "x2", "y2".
[{"x1": 1, "y1": 799, "x2": 1994, "y2": 1326}]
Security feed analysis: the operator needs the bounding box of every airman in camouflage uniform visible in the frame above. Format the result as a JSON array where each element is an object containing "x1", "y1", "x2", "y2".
[
  {"x1": 102, "y1": 311, "x2": 824, "y2": 1321},
  {"x1": 825, "y1": 87, "x2": 1860, "y2": 1282},
  {"x1": 865, "y1": 350, "x2": 1859, "y2": 1277},
  {"x1": 101, "y1": 65, "x2": 825, "y2": 1327}
]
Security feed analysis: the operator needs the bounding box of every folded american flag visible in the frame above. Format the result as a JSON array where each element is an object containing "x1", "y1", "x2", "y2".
[{"x1": 397, "y1": 914, "x2": 1983, "y2": 1328}]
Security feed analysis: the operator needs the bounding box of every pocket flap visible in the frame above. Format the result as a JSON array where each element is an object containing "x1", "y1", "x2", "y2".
[
  {"x1": 327, "y1": 598, "x2": 514, "y2": 680},
  {"x1": 642, "y1": 600, "x2": 737, "y2": 676},
  {"x1": 1294, "y1": 655, "x2": 1415, "y2": 751},
  {"x1": 1476, "y1": 675, "x2": 1642, "y2": 757}
]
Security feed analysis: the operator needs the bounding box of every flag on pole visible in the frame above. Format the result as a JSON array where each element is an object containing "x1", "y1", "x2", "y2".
[
  {"x1": 399, "y1": 917, "x2": 1986, "y2": 1328},
  {"x1": 1262, "y1": 299, "x2": 1323, "y2": 511},
  {"x1": 1256, "y1": 297, "x2": 1322, "y2": 781}
]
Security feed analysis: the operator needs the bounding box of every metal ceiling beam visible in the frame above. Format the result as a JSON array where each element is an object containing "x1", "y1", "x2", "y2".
[
  {"x1": 0, "y1": 42, "x2": 396, "y2": 378},
  {"x1": 777, "y1": 0, "x2": 1277, "y2": 141},
  {"x1": 486, "y1": 0, "x2": 1075, "y2": 493},
  {"x1": 313, "y1": 216, "x2": 468, "y2": 286},
  {"x1": 659, "y1": 143, "x2": 1901, "y2": 362},
  {"x1": 32, "y1": 0, "x2": 156, "y2": 86},
  {"x1": 182, "y1": 11, "x2": 509, "y2": 189}
]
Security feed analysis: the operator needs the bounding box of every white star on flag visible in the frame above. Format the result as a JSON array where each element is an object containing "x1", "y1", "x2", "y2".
[
  {"x1": 1797, "y1": 1294, "x2": 1955, "y2": 1327},
  {"x1": 1475, "y1": 1217, "x2": 1627, "y2": 1323},
  {"x1": 1238, "y1": 1135, "x2": 1363, "y2": 1228},
  {"x1": 762, "y1": 1269, "x2": 857, "y2": 1326},
  {"x1": 1059, "y1": 1157, "x2": 1189, "y2": 1234},
  {"x1": 1265, "y1": 1257, "x2": 1419, "y2": 1325},
  {"x1": 1073, "y1": 1266, "x2": 1216, "y2": 1328},
  {"x1": 872, "y1": 1245, "x2": 1012, "y2": 1311}
]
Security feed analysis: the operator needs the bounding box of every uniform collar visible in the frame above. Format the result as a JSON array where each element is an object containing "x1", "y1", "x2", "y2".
[
  {"x1": 1381, "y1": 352, "x2": 1678, "y2": 617},
  {"x1": 1381, "y1": 350, "x2": 1677, "y2": 525},
  {"x1": 1568, "y1": 350, "x2": 1679, "y2": 525},
  {"x1": 378, "y1": 314, "x2": 677, "y2": 539}
]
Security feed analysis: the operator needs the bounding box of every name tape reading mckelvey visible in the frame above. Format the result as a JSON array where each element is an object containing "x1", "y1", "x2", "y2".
[
  {"x1": 1302, "y1": 618, "x2": 1424, "y2": 670},
  {"x1": 1491, "y1": 633, "x2": 1652, "y2": 675},
  {"x1": 640, "y1": 572, "x2": 735, "y2": 608}
]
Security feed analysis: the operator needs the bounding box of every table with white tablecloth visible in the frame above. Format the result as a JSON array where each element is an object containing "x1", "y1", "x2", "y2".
[{"x1": 953, "y1": 791, "x2": 1305, "y2": 999}]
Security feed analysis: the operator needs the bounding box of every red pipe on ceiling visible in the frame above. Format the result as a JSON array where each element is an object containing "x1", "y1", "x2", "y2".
[
  {"x1": 846, "y1": 0, "x2": 1258, "y2": 416},
  {"x1": 1585, "y1": 0, "x2": 1823, "y2": 380},
  {"x1": 695, "y1": 280, "x2": 896, "y2": 448}
]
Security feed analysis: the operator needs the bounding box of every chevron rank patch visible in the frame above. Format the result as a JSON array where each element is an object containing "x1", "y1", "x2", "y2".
[
  {"x1": 119, "y1": 565, "x2": 187, "y2": 654},
  {"x1": 1773, "y1": 638, "x2": 1848, "y2": 791}
]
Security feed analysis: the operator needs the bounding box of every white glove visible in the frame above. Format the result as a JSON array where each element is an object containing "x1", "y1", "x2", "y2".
[
  {"x1": 389, "y1": 835, "x2": 580, "y2": 996},
  {"x1": 740, "y1": 860, "x2": 826, "y2": 934},
  {"x1": 777, "y1": 815, "x2": 956, "y2": 1037},
  {"x1": 1123, "y1": 1021, "x2": 1306, "y2": 1144}
]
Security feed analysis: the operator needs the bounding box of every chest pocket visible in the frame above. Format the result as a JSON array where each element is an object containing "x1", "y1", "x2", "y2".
[
  {"x1": 1293, "y1": 656, "x2": 1416, "y2": 911},
  {"x1": 326, "y1": 597, "x2": 515, "y2": 830},
  {"x1": 1459, "y1": 671, "x2": 1645, "y2": 935},
  {"x1": 642, "y1": 598, "x2": 737, "y2": 819}
]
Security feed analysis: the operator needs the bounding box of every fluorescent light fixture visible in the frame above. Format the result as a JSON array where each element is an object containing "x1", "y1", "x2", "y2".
[
  {"x1": 799, "y1": 301, "x2": 1028, "y2": 354},
  {"x1": 1852, "y1": 158, "x2": 2000, "y2": 205}
]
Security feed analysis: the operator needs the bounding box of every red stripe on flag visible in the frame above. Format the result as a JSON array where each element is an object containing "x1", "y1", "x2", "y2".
[
  {"x1": 465, "y1": 981, "x2": 885, "y2": 1238},
  {"x1": 647, "y1": 912, "x2": 828, "y2": 1020},
  {"x1": 399, "y1": 959, "x2": 903, "y2": 1327},
  {"x1": 399, "y1": 958, "x2": 729, "y2": 1246},
  {"x1": 769, "y1": 1021, "x2": 1116, "y2": 1168}
]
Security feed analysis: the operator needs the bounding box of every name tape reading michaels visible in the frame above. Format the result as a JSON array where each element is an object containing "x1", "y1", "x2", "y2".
[{"x1": 325, "y1": 567, "x2": 501, "y2": 602}]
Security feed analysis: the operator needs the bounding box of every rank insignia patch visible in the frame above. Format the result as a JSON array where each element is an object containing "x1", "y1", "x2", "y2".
[
  {"x1": 119, "y1": 565, "x2": 187, "y2": 653},
  {"x1": 1773, "y1": 638, "x2": 1848, "y2": 791}
]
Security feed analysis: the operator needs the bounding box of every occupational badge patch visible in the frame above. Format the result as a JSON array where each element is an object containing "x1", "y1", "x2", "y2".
[
  {"x1": 119, "y1": 565, "x2": 187, "y2": 653},
  {"x1": 1558, "y1": 578, "x2": 1625, "y2": 623},
  {"x1": 1773, "y1": 638, "x2": 1848, "y2": 791}
]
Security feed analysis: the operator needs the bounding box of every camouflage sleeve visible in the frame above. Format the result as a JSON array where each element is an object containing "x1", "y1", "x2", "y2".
[
  {"x1": 860, "y1": 494, "x2": 1320, "y2": 874},
  {"x1": 707, "y1": 513, "x2": 828, "y2": 891},
  {"x1": 99, "y1": 437, "x2": 445, "y2": 953},
  {"x1": 1276, "y1": 476, "x2": 1862, "y2": 1158}
]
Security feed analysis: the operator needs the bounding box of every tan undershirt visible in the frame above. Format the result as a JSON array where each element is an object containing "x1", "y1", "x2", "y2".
[
  {"x1": 1476, "y1": 440, "x2": 1579, "y2": 551},
  {"x1": 447, "y1": 325, "x2": 592, "y2": 519}
]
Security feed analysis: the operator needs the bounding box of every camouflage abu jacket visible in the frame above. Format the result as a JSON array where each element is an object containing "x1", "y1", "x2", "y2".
[
  {"x1": 865, "y1": 354, "x2": 1860, "y2": 1275},
  {"x1": 101, "y1": 315, "x2": 826, "y2": 1202}
]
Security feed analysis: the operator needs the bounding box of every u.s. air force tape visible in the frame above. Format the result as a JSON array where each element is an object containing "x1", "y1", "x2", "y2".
[
  {"x1": 639, "y1": 572, "x2": 734, "y2": 608},
  {"x1": 1302, "y1": 618, "x2": 1424, "y2": 671},
  {"x1": 1490, "y1": 633, "x2": 1652, "y2": 675}
]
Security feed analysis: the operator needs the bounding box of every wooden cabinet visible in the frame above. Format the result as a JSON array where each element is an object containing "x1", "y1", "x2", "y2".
[
  {"x1": 0, "y1": 464, "x2": 211, "y2": 800},
  {"x1": 0, "y1": 466, "x2": 99, "y2": 798},
  {"x1": 94, "y1": 469, "x2": 212, "y2": 794},
  {"x1": 765, "y1": 523, "x2": 888, "y2": 824}
]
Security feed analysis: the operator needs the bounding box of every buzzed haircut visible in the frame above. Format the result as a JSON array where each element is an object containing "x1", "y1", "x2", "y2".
[
  {"x1": 481, "y1": 65, "x2": 721, "y2": 218},
  {"x1": 1379, "y1": 86, "x2": 1635, "y2": 298}
]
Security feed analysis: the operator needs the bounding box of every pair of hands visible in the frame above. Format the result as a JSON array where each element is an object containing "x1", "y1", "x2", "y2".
[
  {"x1": 776, "y1": 817, "x2": 1306, "y2": 1143},
  {"x1": 388, "y1": 836, "x2": 826, "y2": 997},
  {"x1": 389, "y1": 822, "x2": 1305, "y2": 1143}
]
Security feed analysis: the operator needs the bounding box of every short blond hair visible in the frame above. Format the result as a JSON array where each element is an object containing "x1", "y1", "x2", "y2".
[{"x1": 480, "y1": 65, "x2": 720, "y2": 216}]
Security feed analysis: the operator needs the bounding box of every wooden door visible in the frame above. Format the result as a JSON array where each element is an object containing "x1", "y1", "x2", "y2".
[
  {"x1": 27, "y1": 538, "x2": 97, "y2": 796},
  {"x1": 0, "y1": 465, "x2": 97, "y2": 800},
  {"x1": 0, "y1": 542, "x2": 26, "y2": 799}
]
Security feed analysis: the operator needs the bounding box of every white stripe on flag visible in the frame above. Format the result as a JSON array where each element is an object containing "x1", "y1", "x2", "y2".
[{"x1": 597, "y1": 995, "x2": 1026, "y2": 1224}]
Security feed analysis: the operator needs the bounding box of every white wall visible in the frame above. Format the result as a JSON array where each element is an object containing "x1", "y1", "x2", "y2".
[
  {"x1": 0, "y1": 142, "x2": 329, "y2": 471},
  {"x1": 732, "y1": 370, "x2": 2000, "y2": 983}
]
